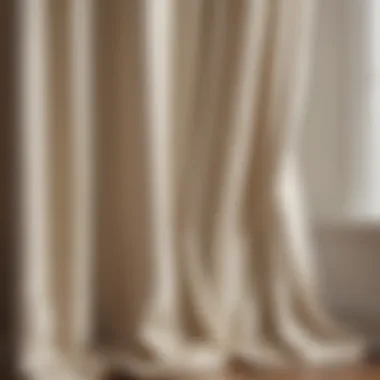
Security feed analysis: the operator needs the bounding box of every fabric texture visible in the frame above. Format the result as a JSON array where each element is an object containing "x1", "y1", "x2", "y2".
[{"x1": 19, "y1": 0, "x2": 365, "y2": 379}]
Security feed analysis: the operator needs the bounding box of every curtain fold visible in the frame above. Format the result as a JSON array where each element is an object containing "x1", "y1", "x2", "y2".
[{"x1": 19, "y1": 0, "x2": 366, "y2": 379}]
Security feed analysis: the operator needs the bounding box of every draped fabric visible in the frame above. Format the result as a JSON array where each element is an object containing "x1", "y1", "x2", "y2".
[{"x1": 19, "y1": 0, "x2": 365, "y2": 379}]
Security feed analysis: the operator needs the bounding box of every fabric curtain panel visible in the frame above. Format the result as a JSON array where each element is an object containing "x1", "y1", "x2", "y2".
[{"x1": 19, "y1": 0, "x2": 365, "y2": 379}]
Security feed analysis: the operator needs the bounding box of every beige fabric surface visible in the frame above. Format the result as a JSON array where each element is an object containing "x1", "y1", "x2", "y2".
[{"x1": 19, "y1": 0, "x2": 365, "y2": 379}]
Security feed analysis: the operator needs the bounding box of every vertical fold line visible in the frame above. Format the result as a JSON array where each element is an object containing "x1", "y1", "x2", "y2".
[
  {"x1": 142, "y1": 0, "x2": 181, "y2": 353},
  {"x1": 70, "y1": 0, "x2": 95, "y2": 353},
  {"x1": 212, "y1": 0, "x2": 268, "y2": 333},
  {"x1": 181, "y1": 0, "x2": 230, "y2": 342},
  {"x1": 19, "y1": 0, "x2": 57, "y2": 372}
]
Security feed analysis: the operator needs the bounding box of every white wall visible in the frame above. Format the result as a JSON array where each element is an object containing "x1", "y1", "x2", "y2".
[
  {"x1": 301, "y1": 0, "x2": 346, "y2": 222},
  {"x1": 301, "y1": 0, "x2": 380, "y2": 223},
  {"x1": 301, "y1": 0, "x2": 380, "y2": 337}
]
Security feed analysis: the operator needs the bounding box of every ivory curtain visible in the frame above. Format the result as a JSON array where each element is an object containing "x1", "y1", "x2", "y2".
[{"x1": 19, "y1": 0, "x2": 365, "y2": 379}]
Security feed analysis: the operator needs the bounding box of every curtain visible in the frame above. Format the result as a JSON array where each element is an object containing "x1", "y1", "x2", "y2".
[{"x1": 19, "y1": 0, "x2": 366, "y2": 379}]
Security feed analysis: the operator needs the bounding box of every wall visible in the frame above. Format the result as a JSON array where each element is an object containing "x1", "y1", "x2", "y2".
[
  {"x1": 301, "y1": 0, "x2": 380, "y2": 338},
  {"x1": 314, "y1": 226, "x2": 380, "y2": 338}
]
